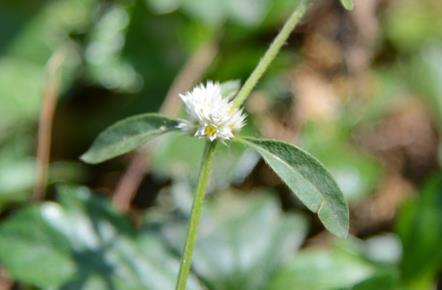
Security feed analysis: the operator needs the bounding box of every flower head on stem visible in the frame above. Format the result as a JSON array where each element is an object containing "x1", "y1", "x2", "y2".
[{"x1": 178, "y1": 81, "x2": 246, "y2": 142}]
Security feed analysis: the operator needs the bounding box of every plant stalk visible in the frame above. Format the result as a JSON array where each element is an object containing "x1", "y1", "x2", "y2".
[
  {"x1": 175, "y1": 141, "x2": 217, "y2": 290},
  {"x1": 232, "y1": 0, "x2": 311, "y2": 108}
]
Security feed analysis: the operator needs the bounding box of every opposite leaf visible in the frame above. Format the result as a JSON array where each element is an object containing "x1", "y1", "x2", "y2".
[
  {"x1": 236, "y1": 137, "x2": 349, "y2": 238},
  {"x1": 81, "y1": 113, "x2": 180, "y2": 164}
]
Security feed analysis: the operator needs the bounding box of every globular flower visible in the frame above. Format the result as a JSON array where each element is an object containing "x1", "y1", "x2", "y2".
[{"x1": 178, "y1": 81, "x2": 246, "y2": 142}]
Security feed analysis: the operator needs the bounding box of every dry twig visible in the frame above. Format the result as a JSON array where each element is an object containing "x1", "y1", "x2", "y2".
[{"x1": 33, "y1": 51, "x2": 65, "y2": 201}]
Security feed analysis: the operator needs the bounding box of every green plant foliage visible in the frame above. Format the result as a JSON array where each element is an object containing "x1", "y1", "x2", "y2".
[
  {"x1": 155, "y1": 0, "x2": 271, "y2": 27},
  {"x1": 300, "y1": 123, "x2": 381, "y2": 203},
  {"x1": 0, "y1": 0, "x2": 95, "y2": 127},
  {"x1": 345, "y1": 271, "x2": 399, "y2": 290},
  {"x1": 383, "y1": 0, "x2": 442, "y2": 52},
  {"x1": 340, "y1": 0, "x2": 354, "y2": 10},
  {"x1": 236, "y1": 137, "x2": 349, "y2": 238},
  {"x1": 0, "y1": 186, "x2": 202, "y2": 290},
  {"x1": 396, "y1": 173, "x2": 442, "y2": 286},
  {"x1": 408, "y1": 46, "x2": 442, "y2": 129},
  {"x1": 81, "y1": 114, "x2": 180, "y2": 164},
  {"x1": 84, "y1": 4, "x2": 141, "y2": 93},
  {"x1": 157, "y1": 193, "x2": 308, "y2": 290},
  {"x1": 267, "y1": 239, "x2": 398, "y2": 290}
]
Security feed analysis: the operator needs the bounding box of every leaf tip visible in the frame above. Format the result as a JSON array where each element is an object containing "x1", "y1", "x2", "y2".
[
  {"x1": 340, "y1": 0, "x2": 354, "y2": 10},
  {"x1": 79, "y1": 151, "x2": 98, "y2": 164}
]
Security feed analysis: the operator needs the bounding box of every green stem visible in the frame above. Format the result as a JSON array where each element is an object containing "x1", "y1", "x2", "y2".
[
  {"x1": 175, "y1": 141, "x2": 217, "y2": 290},
  {"x1": 232, "y1": 0, "x2": 311, "y2": 108}
]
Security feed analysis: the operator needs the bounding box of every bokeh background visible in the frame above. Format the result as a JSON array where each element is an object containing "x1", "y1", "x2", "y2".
[{"x1": 0, "y1": 0, "x2": 441, "y2": 289}]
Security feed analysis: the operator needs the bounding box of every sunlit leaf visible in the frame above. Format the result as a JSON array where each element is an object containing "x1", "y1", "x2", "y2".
[
  {"x1": 267, "y1": 240, "x2": 377, "y2": 290},
  {"x1": 236, "y1": 137, "x2": 349, "y2": 238},
  {"x1": 81, "y1": 113, "x2": 180, "y2": 164},
  {"x1": 0, "y1": 186, "x2": 202, "y2": 290},
  {"x1": 157, "y1": 193, "x2": 308, "y2": 290}
]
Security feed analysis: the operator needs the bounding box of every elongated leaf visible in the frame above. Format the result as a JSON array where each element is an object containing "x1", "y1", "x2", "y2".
[
  {"x1": 340, "y1": 0, "x2": 353, "y2": 10},
  {"x1": 81, "y1": 113, "x2": 180, "y2": 164},
  {"x1": 236, "y1": 137, "x2": 349, "y2": 238}
]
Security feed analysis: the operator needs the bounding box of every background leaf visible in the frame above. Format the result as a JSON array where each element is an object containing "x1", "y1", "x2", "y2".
[
  {"x1": 267, "y1": 239, "x2": 398, "y2": 290},
  {"x1": 154, "y1": 192, "x2": 308, "y2": 290},
  {"x1": 340, "y1": 0, "x2": 353, "y2": 10},
  {"x1": 396, "y1": 173, "x2": 442, "y2": 287},
  {"x1": 0, "y1": 186, "x2": 202, "y2": 290}
]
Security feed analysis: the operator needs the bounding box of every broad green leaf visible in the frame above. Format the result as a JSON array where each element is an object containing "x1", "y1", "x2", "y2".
[
  {"x1": 340, "y1": 0, "x2": 353, "y2": 10},
  {"x1": 267, "y1": 240, "x2": 379, "y2": 290},
  {"x1": 396, "y1": 173, "x2": 442, "y2": 286},
  {"x1": 156, "y1": 192, "x2": 308, "y2": 290},
  {"x1": 0, "y1": 186, "x2": 202, "y2": 290},
  {"x1": 236, "y1": 137, "x2": 349, "y2": 238},
  {"x1": 81, "y1": 113, "x2": 180, "y2": 164}
]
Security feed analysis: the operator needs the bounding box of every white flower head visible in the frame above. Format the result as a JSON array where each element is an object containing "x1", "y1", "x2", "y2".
[{"x1": 178, "y1": 81, "x2": 246, "y2": 142}]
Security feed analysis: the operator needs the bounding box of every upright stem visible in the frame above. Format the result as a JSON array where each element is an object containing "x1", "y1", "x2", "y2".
[
  {"x1": 232, "y1": 0, "x2": 311, "y2": 108},
  {"x1": 175, "y1": 141, "x2": 217, "y2": 290}
]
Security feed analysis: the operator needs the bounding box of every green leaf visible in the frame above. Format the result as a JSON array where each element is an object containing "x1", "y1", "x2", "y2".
[
  {"x1": 267, "y1": 240, "x2": 380, "y2": 290},
  {"x1": 81, "y1": 113, "x2": 180, "y2": 164},
  {"x1": 396, "y1": 173, "x2": 442, "y2": 286},
  {"x1": 156, "y1": 192, "x2": 308, "y2": 290},
  {"x1": 299, "y1": 123, "x2": 381, "y2": 203},
  {"x1": 0, "y1": 186, "x2": 202, "y2": 290},
  {"x1": 85, "y1": 4, "x2": 141, "y2": 93},
  {"x1": 340, "y1": 0, "x2": 353, "y2": 10},
  {"x1": 236, "y1": 137, "x2": 349, "y2": 238}
]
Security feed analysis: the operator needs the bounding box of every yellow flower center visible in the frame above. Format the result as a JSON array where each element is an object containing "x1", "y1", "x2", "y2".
[{"x1": 204, "y1": 124, "x2": 217, "y2": 138}]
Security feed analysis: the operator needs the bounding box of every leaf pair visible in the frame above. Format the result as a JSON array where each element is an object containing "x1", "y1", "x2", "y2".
[{"x1": 81, "y1": 113, "x2": 349, "y2": 238}]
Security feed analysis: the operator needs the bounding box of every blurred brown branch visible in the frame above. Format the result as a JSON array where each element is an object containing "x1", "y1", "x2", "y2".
[{"x1": 33, "y1": 50, "x2": 65, "y2": 201}]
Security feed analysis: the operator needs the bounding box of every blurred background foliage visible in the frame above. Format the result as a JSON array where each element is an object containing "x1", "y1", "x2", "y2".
[{"x1": 0, "y1": 0, "x2": 441, "y2": 289}]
